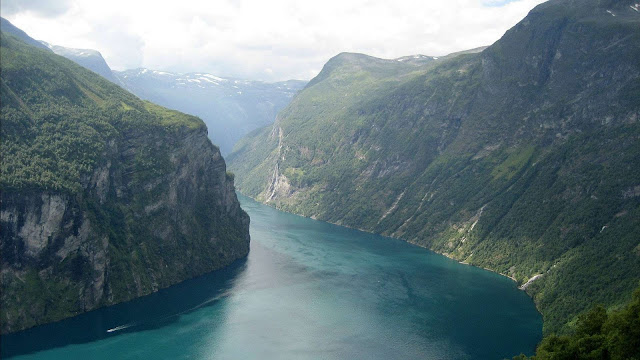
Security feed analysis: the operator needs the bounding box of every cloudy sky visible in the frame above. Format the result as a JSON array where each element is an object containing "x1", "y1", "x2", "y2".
[{"x1": 2, "y1": 0, "x2": 546, "y2": 81}]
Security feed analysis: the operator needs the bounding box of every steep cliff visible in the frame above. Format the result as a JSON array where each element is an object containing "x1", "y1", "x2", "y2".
[
  {"x1": 229, "y1": 0, "x2": 640, "y2": 333},
  {"x1": 0, "y1": 31, "x2": 250, "y2": 333}
]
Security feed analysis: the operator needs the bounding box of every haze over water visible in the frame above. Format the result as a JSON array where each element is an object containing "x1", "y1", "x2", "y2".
[{"x1": 2, "y1": 194, "x2": 541, "y2": 359}]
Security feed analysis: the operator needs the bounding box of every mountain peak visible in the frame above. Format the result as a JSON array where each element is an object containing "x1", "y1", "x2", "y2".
[
  {"x1": 47, "y1": 43, "x2": 119, "y2": 84},
  {"x1": 44, "y1": 42, "x2": 103, "y2": 58}
]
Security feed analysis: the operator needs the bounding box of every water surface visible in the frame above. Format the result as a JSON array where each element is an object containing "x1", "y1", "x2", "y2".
[{"x1": 2, "y1": 194, "x2": 542, "y2": 359}]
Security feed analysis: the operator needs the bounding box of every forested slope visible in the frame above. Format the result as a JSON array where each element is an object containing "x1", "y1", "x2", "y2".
[
  {"x1": 228, "y1": 0, "x2": 640, "y2": 333},
  {"x1": 0, "y1": 31, "x2": 250, "y2": 333}
]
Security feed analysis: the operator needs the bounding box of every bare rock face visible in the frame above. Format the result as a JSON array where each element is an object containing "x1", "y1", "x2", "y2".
[{"x1": 0, "y1": 127, "x2": 250, "y2": 334}]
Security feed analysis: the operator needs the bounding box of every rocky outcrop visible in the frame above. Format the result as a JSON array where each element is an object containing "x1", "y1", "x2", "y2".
[{"x1": 0, "y1": 126, "x2": 249, "y2": 334}]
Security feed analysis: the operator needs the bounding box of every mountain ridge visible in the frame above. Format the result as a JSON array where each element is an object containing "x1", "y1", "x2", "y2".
[
  {"x1": 0, "y1": 17, "x2": 51, "y2": 52},
  {"x1": 41, "y1": 41, "x2": 121, "y2": 84}
]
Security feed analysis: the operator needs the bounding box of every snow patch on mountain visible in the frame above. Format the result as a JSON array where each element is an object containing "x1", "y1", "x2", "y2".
[{"x1": 200, "y1": 74, "x2": 228, "y2": 82}]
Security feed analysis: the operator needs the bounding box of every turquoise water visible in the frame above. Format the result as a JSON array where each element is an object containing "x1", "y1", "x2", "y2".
[{"x1": 1, "y1": 194, "x2": 541, "y2": 359}]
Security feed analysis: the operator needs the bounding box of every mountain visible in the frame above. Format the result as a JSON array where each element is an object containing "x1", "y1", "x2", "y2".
[
  {"x1": 0, "y1": 17, "x2": 51, "y2": 51},
  {"x1": 0, "y1": 17, "x2": 120, "y2": 85},
  {"x1": 115, "y1": 69, "x2": 306, "y2": 154},
  {"x1": 228, "y1": 0, "x2": 640, "y2": 334},
  {"x1": 1, "y1": 16, "x2": 306, "y2": 154},
  {"x1": 0, "y1": 29, "x2": 250, "y2": 333},
  {"x1": 41, "y1": 41, "x2": 121, "y2": 84}
]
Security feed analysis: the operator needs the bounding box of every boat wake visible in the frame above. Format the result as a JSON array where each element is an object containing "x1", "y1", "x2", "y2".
[
  {"x1": 104, "y1": 292, "x2": 230, "y2": 334},
  {"x1": 106, "y1": 323, "x2": 135, "y2": 333}
]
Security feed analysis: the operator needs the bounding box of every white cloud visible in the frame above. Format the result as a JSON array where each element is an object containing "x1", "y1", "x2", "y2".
[{"x1": 1, "y1": 0, "x2": 547, "y2": 81}]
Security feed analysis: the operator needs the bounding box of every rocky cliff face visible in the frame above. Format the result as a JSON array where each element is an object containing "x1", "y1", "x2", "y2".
[
  {"x1": 0, "y1": 31, "x2": 250, "y2": 334},
  {"x1": 1, "y1": 124, "x2": 250, "y2": 334}
]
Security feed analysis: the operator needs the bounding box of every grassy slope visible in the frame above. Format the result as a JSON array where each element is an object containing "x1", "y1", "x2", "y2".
[{"x1": 229, "y1": 0, "x2": 640, "y2": 333}]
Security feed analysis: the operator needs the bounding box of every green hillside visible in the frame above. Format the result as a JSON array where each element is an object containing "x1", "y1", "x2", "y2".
[
  {"x1": 0, "y1": 31, "x2": 249, "y2": 333},
  {"x1": 1, "y1": 32, "x2": 204, "y2": 193},
  {"x1": 228, "y1": 0, "x2": 640, "y2": 334},
  {"x1": 516, "y1": 285, "x2": 640, "y2": 360}
]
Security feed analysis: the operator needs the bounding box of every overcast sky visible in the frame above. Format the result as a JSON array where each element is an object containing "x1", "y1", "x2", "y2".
[{"x1": 2, "y1": 0, "x2": 547, "y2": 81}]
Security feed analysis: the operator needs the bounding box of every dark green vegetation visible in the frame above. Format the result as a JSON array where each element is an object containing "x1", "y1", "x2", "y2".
[
  {"x1": 115, "y1": 69, "x2": 306, "y2": 154},
  {"x1": 514, "y1": 285, "x2": 640, "y2": 360},
  {"x1": 0, "y1": 30, "x2": 250, "y2": 333},
  {"x1": 228, "y1": 0, "x2": 640, "y2": 334}
]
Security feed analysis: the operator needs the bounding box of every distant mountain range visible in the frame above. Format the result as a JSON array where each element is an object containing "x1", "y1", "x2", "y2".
[
  {"x1": 115, "y1": 69, "x2": 306, "y2": 154},
  {"x1": 0, "y1": 16, "x2": 305, "y2": 154}
]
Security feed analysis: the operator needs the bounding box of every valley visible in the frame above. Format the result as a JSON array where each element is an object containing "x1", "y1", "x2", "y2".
[
  {"x1": 115, "y1": 69, "x2": 306, "y2": 154},
  {"x1": 1, "y1": 0, "x2": 639, "y2": 358},
  {"x1": 1, "y1": 196, "x2": 542, "y2": 360}
]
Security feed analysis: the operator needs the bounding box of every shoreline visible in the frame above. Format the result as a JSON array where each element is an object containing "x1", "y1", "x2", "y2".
[
  {"x1": 236, "y1": 190, "x2": 545, "y2": 323},
  {"x1": 237, "y1": 191, "x2": 531, "y2": 288},
  {"x1": 440, "y1": 252, "x2": 519, "y2": 283}
]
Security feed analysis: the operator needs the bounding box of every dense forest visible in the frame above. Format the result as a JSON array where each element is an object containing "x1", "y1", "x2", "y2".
[{"x1": 514, "y1": 285, "x2": 640, "y2": 360}]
